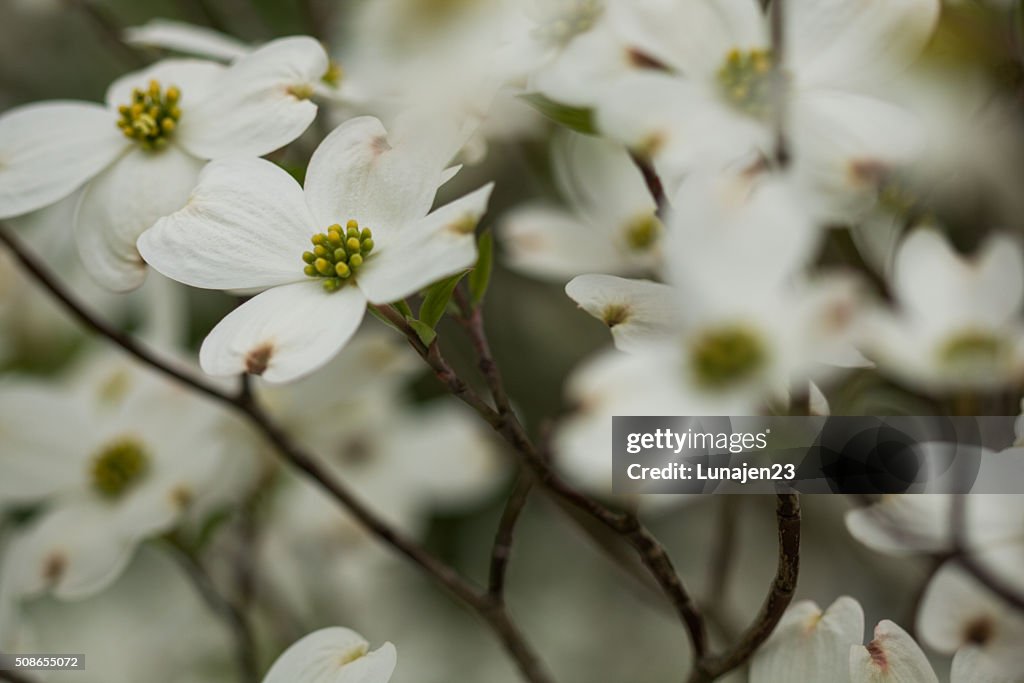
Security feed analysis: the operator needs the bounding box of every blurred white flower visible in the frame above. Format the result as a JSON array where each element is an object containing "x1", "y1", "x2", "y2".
[
  {"x1": 749, "y1": 595, "x2": 994, "y2": 683},
  {"x1": 0, "y1": 353, "x2": 237, "y2": 601},
  {"x1": 591, "y1": 0, "x2": 937, "y2": 194},
  {"x1": 262, "y1": 627, "x2": 396, "y2": 683},
  {"x1": 917, "y1": 564, "x2": 1024, "y2": 678},
  {"x1": 500, "y1": 130, "x2": 661, "y2": 281},
  {"x1": 138, "y1": 116, "x2": 492, "y2": 383},
  {"x1": 862, "y1": 229, "x2": 1024, "y2": 391},
  {"x1": 2, "y1": 547, "x2": 234, "y2": 681},
  {"x1": 555, "y1": 170, "x2": 861, "y2": 496},
  {"x1": 0, "y1": 38, "x2": 327, "y2": 291}
]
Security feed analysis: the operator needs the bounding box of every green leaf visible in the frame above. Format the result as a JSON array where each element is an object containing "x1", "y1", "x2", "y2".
[
  {"x1": 407, "y1": 319, "x2": 437, "y2": 347},
  {"x1": 469, "y1": 231, "x2": 494, "y2": 307},
  {"x1": 392, "y1": 299, "x2": 414, "y2": 319},
  {"x1": 519, "y1": 93, "x2": 597, "y2": 135},
  {"x1": 419, "y1": 272, "x2": 467, "y2": 329}
]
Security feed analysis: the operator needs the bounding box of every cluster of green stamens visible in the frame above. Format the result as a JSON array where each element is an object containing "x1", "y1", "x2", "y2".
[
  {"x1": 91, "y1": 437, "x2": 150, "y2": 499},
  {"x1": 625, "y1": 214, "x2": 661, "y2": 252},
  {"x1": 117, "y1": 80, "x2": 181, "y2": 151},
  {"x1": 303, "y1": 220, "x2": 375, "y2": 292},
  {"x1": 690, "y1": 325, "x2": 767, "y2": 390},
  {"x1": 533, "y1": 0, "x2": 603, "y2": 44},
  {"x1": 939, "y1": 330, "x2": 1007, "y2": 369},
  {"x1": 717, "y1": 48, "x2": 775, "y2": 118}
]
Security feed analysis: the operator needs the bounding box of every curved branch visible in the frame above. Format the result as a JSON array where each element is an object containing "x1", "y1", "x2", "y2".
[{"x1": 0, "y1": 223, "x2": 554, "y2": 683}]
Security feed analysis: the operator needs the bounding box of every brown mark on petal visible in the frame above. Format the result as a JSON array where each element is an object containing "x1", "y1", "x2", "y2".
[
  {"x1": 245, "y1": 343, "x2": 275, "y2": 376},
  {"x1": 626, "y1": 48, "x2": 669, "y2": 71},
  {"x1": 601, "y1": 304, "x2": 630, "y2": 328},
  {"x1": 371, "y1": 136, "x2": 392, "y2": 155},
  {"x1": 865, "y1": 640, "x2": 889, "y2": 670},
  {"x1": 848, "y1": 159, "x2": 890, "y2": 190},
  {"x1": 965, "y1": 616, "x2": 995, "y2": 645},
  {"x1": 170, "y1": 485, "x2": 194, "y2": 509},
  {"x1": 43, "y1": 552, "x2": 67, "y2": 585}
]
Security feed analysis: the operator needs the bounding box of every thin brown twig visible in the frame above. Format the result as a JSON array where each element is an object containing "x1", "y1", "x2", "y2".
[
  {"x1": 165, "y1": 535, "x2": 259, "y2": 683},
  {"x1": 489, "y1": 473, "x2": 534, "y2": 597},
  {"x1": 769, "y1": 0, "x2": 790, "y2": 168},
  {"x1": 0, "y1": 223, "x2": 555, "y2": 683},
  {"x1": 690, "y1": 493, "x2": 801, "y2": 682},
  {"x1": 382, "y1": 298, "x2": 710, "y2": 661}
]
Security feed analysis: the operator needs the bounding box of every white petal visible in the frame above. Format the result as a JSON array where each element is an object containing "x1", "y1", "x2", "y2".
[
  {"x1": 261, "y1": 627, "x2": 396, "y2": 683},
  {"x1": 6, "y1": 501, "x2": 138, "y2": 600},
  {"x1": 789, "y1": 0, "x2": 939, "y2": 88},
  {"x1": 0, "y1": 383, "x2": 88, "y2": 504},
  {"x1": 0, "y1": 102, "x2": 125, "y2": 218},
  {"x1": 552, "y1": 130, "x2": 655, "y2": 227},
  {"x1": 791, "y1": 90, "x2": 926, "y2": 219},
  {"x1": 499, "y1": 204, "x2": 628, "y2": 280},
  {"x1": 104, "y1": 59, "x2": 225, "y2": 110},
  {"x1": 138, "y1": 157, "x2": 315, "y2": 290},
  {"x1": 951, "y1": 647, "x2": 1020, "y2": 683},
  {"x1": 123, "y1": 19, "x2": 251, "y2": 61},
  {"x1": 892, "y1": 230, "x2": 994, "y2": 325},
  {"x1": 565, "y1": 274, "x2": 681, "y2": 352},
  {"x1": 844, "y1": 495, "x2": 955, "y2": 555},
  {"x1": 303, "y1": 116, "x2": 454, "y2": 242},
  {"x1": 179, "y1": 37, "x2": 326, "y2": 158},
  {"x1": 850, "y1": 620, "x2": 938, "y2": 683},
  {"x1": 199, "y1": 281, "x2": 366, "y2": 383},
  {"x1": 608, "y1": 0, "x2": 766, "y2": 78},
  {"x1": 750, "y1": 597, "x2": 865, "y2": 683},
  {"x1": 356, "y1": 184, "x2": 492, "y2": 304},
  {"x1": 75, "y1": 144, "x2": 204, "y2": 292},
  {"x1": 917, "y1": 563, "x2": 1024, "y2": 674}
]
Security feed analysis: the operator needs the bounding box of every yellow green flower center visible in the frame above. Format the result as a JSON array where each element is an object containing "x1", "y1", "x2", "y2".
[
  {"x1": 533, "y1": 0, "x2": 603, "y2": 44},
  {"x1": 116, "y1": 79, "x2": 182, "y2": 151},
  {"x1": 939, "y1": 330, "x2": 1008, "y2": 370},
  {"x1": 717, "y1": 48, "x2": 776, "y2": 118},
  {"x1": 624, "y1": 214, "x2": 661, "y2": 252},
  {"x1": 303, "y1": 220, "x2": 375, "y2": 292},
  {"x1": 322, "y1": 61, "x2": 344, "y2": 87},
  {"x1": 690, "y1": 325, "x2": 767, "y2": 390},
  {"x1": 91, "y1": 436, "x2": 150, "y2": 499}
]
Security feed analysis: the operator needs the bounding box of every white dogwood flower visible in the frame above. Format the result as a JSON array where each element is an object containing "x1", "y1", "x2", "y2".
[
  {"x1": 0, "y1": 37, "x2": 328, "y2": 291},
  {"x1": 0, "y1": 356, "x2": 234, "y2": 601},
  {"x1": 862, "y1": 229, "x2": 1024, "y2": 391},
  {"x1": 500, "y1": 130, "x2": 661, "y2": 280},
  {"x1": 261, "y1": 627, "x2": 396, "y2": 683},
  {"x1": 917, "y1": 565, "x2": 1024, "y2": 678},
  {"x1": 591, "y1": 0, "x2": 937, "y2": 195},
  {"x1": 138, "y1": 116, "x2": 493, "y2": 383},
  {"x1": 749, "y1": 596, "x2": 993, "y2": 683}
]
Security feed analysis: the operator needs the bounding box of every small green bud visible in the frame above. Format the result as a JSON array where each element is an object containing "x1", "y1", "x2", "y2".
[
  {"x1": 346, "y1": 237, "x2": 361, "y2": 252},
  {"x1": 302, "y1": 251, "x2": 316, "y2": 264},
  {"x1": 361, "y1": 238, "x2": 374, "y2": 253},
  {"x1": 315, "y1": 258, "x2": 333, "y2": 276},
  {"x1": 348, "y1": 253, "x2": 363, "y2": 268}
]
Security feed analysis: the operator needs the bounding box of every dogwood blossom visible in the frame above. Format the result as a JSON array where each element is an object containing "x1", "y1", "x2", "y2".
[
  {"x1": 138, "y1": 115, "x2": 493, "y2": 383},
  {"x1": 500, "y1": 130, "x2": 662, "y2": 280},
  {"x1": 0, "y1": 353, "x2": 236, "y2": 601},
  {"x1": 0, "y1": 37, "x2": 328, "y2": 291},
  {"x1": 261, "y1": 627, "x2": 396, "y2": 683},
  {"x1": 587, "y1": 0, "x2": 937, "y2": 197},
  {"x1": 750, "y1": 596, "x2": 999, "y2": 683},
  {"x1": 862, "y1": 229, "x2": 1024, "y2": 391}
]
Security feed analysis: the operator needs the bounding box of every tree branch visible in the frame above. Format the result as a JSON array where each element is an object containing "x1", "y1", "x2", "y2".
[
  {"x1": 691, "y1": 493, "x2": 801, "y2": 682},
  {"x1": 166, "y1": 536, "x2": 259, "y2": 683},
  {"x1": 489, "y1": 473, "x2": 534, "y2": 597},
  {"x1": 951, "y1": 494, "x2": 1024, "y2": 612},
  {"x1": 61, "y1": 0, "x2": 148, "y2": 68},
  {"x1": 383, "y1": 295, "x2": 710, "y2": 662},
  {"x1": 0, "y1": 223, "x2": 554, "y2": 683}
]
